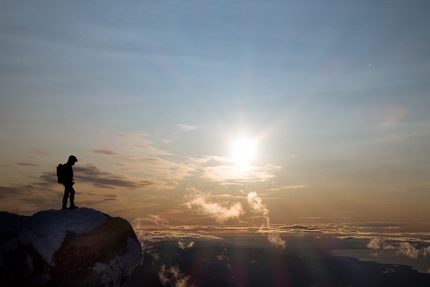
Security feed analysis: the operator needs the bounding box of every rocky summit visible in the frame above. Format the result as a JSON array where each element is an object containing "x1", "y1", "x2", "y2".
[{"x1": 0, "y1": 208, "x2": 142, "y2": 287}]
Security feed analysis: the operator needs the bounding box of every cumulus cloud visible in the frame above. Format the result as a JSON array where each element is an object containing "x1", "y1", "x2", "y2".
[
  {"x1": 183, "y1": 189, "x2": 286, "y2": 249},
  {"x1": 158, "y1": 265, "x2": 194, "y2": 287},
  {"x1": 367, "y1": 237, "x2": 396, "y2": 250},
  {"x1": 396, "y1": 242, "x2": 419, "y2": 258},
  {"x1": 422, "y1": 246, "x2": 430, "y2": 256},
  {"x1": 247, "y1": 191, "x2": 286, "y2": 249},
  {"x1": 185, "y1": 192, "x2": 244, "y2": 223},
  {"x1": 367, "y1": 237, "x2": 430, "y2": 259},
  {"x1": 247, "y1": 191, "x2": 270, "y2": 226}
]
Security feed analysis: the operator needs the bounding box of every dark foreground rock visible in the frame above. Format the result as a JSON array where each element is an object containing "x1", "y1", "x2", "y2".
[{"x1": 0, "y1": 208, "x2": 142, "y2": 287}]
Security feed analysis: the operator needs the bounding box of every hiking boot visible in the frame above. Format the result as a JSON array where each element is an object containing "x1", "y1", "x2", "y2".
[
  {"x1": 62, "y1": 206, "x2": 68, "y2": 210},
  {"x1": 70, "y1": 205, "x2": 79, "y2": 209}
]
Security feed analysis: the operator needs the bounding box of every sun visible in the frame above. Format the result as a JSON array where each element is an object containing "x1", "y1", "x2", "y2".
[{"x1": 231, "y1": 138, "x2": 256, "y2": 163}]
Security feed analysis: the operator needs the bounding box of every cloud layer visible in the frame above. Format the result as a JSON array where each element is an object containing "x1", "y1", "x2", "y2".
[
  {"x1": 368, "y1": 237, "x2": 430, "y2": 259},
  {"x1": 184, "y1": 189, "x2": 286, "y2": 249}
]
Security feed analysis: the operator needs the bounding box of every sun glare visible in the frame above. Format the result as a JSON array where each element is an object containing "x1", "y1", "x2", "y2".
[{"x1": 231, "y1": 138, "x2": 256, "y2": 163}]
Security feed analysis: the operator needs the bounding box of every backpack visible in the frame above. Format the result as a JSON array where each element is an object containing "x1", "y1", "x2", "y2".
[{"x1": 56, "y1": 164, "x2": 66, "y2": 184}]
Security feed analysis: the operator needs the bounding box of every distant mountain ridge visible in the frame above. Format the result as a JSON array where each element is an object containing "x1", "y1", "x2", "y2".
[{"x1": 0, "y1": 208, "x2": 142, "y2": 287}]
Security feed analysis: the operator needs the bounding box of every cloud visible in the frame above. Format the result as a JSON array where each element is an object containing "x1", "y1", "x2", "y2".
[
  {"x1": 379, "y1": 106, "x2": 408, "y2": 128},
  {"x1": 133, "y1": 227, "x2": 222, "y2": 244},
  {"x1": 74, "y1": 164, "x2": 154, "y2": 189},
  {"x1": 16, "y1": 162, "x2": 40, "y2": 167},
  {"x1": 86, "y1": 192, "x2": 118, "y2": 198},
  {"x1": 90, "y1": 131, "x2": 282, "y2": 189},
  {"x1": 183, "y1": 189, "x2": 286, "y2": 249},
  {"x1": 185, "y1": 191, "x2": 244, "y2": 223},
  {"x1": 91, "y1": 149, "x2": 118, "y2": 155},
  {"x1": 267, "y1": 233, "x2": 286, "y2": 250},
  {"x1": 247, "y1": 191, "x2": 286, "y2": 249},
  {"x1": 367, "y1": 237, "x2": 396, "y2": 250},
  {"x1": 158, "y1": 265, "x2": 194, "y2": 287},
  {"x1": 367, "y1": 237, "x2": 430, "y2": 259},
  {"x1": 133, "y1": 214, "x2": 169, "y2": 226},
  {"x1": 90, "y1": 131, "x2": 197, "y2": 187},
  {"x1": 39, "y1": 163, "x2": 155, "y2": 191},
  {"x1": 178, "y1": 240, "x2": 194, "y2": 250},
  {"x1": 247, "y1": 191, "x2": 270, "y2": 226},
  {"x1": 0, "y1": 185, "x2": 32, "y2": 198},
  {"x1": 200, "y1": 163, "x2": 280, "y2": 185},
  {"x1": 396, "y1": 242, "x2": 419, "y2": 258},
  {"x1": 269, "y1": 185, "x2": 307, "y2": 192},
  {"x1": 422, "y1": 246, "x2": 430, "y2": 257},
  {"x1": 177, "y1": 124, "x2": 199, "y2": 131}
]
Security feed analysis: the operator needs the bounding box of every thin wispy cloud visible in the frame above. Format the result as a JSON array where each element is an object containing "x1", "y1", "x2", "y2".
[
  {"x1": 269, "y1": 185, "x2": 307, "y2": 192},
  {"x1": 91, "y1": 149, "x2": 118, "y2": 155},
  {"x1": 0, "y1": 185, "x2": 32, "y2": 198},
  {"x1": 133, "y1": 214, "x2": 170, "y2": 227},
  {"x1": 200, "y1": 164, "x2": 280, "y2": 185},
  {"x1": 177, "y1": 124, "x2": 199, "y2": 131},
  {"x1": 16, "y1": 162, "x2": 40, "y2": 167},
  {"x1": 132, "y1": 225, "x2": 222, "y2": 244},
  {"x1": 74, "y1": 164, "x2": 154, "y2": 189},
  {"x1": 90, "y1": 131, "x2": 196, "y2": 187},
  {"x1": 89, "y1": 131, "x2": 282, "y2": 189},
  {"x1": 95, "y1": 131, "x2": 172, "y2": 156},
  {"x1": 379, "y1": 106, "x2": 408, "y2": 128},
  {"x1": 86, "y1": 192, "x2": 118, "y2": 199}
]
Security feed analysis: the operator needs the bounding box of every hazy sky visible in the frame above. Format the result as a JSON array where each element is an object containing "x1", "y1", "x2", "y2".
[{"x1": 1, "y1": 0, "x2": 430, "y2": 225}]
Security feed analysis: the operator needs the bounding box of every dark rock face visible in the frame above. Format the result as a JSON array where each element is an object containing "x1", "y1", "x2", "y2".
[{"x1": 0, "y1": 208, "x2": 142, "y2": 287}]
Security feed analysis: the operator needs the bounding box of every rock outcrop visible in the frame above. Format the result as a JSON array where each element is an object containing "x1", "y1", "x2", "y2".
[{"x1": 0, "y1": 208, "x2": 142, "y2": 287}]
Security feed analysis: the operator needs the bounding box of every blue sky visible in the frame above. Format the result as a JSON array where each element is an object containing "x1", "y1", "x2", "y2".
[{"x1": 1, "y1": 0, "x2": 430, "y2": 224}]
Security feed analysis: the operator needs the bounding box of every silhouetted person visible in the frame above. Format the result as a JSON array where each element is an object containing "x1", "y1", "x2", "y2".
[{"x1": 60, "y1": 155, "x2": 78, "y2": 210}]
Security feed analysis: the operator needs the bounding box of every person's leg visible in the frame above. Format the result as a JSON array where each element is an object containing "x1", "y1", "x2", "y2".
[
  {"x1": 62, "y1": 186, "x2": 71, "y2": 209},
  {"x1": 69, "y1": 187, "x2": 78, "y2": 209}
]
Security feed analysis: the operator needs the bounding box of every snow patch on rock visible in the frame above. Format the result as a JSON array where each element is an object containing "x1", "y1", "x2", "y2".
[
  {"x1": 18, "y1": 208, "x2": 108, "y2": 265},
  {"x1": 93, "y1": 237, "x2": 142, "y2": 287}
]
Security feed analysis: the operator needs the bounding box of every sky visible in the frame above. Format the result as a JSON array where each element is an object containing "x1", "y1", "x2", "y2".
[{"x1": 1, "y1": 0, "x2": 430, "y2": 226}]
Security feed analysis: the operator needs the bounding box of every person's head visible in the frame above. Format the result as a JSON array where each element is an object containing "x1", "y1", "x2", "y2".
[{"x1": 67, "y1": 155, "x2": 78, "y2": 165}]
